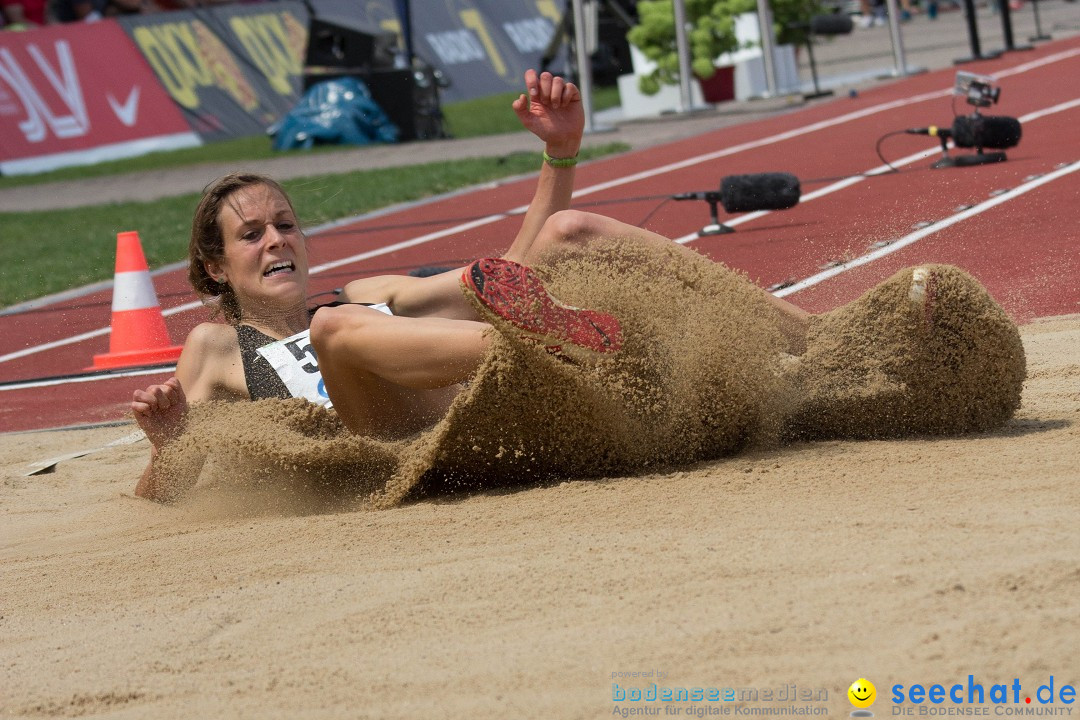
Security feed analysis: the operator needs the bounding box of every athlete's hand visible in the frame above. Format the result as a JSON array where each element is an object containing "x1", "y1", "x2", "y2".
[
  {"x1": 513, "y1": 69, "x2": 584, "y2": 159},
  {"x1": 132, "y1": 376, "x2": 188, "y2": 448}
]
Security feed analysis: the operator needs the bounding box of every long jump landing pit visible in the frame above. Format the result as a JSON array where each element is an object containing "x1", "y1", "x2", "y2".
[
  {"x1": 2, "y1": 38, "x2": 1080, "y2": 720},
  {"x1": 1, "y1": 312, "x2": 1077, "y2": 718}
]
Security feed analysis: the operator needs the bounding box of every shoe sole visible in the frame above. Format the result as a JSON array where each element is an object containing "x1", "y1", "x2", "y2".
[{"x1": 463, "y1": 258, "x2": 623, "y2": 355}]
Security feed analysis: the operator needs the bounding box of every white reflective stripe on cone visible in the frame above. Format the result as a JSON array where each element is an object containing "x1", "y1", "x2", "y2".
[{"x1": 112, "y1": 270, "x2": 161, "y2": 312}]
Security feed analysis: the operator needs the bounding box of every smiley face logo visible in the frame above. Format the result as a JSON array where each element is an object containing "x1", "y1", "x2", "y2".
[{"x1": 848, "y1": 678, "x2": 877, "y2": 709}]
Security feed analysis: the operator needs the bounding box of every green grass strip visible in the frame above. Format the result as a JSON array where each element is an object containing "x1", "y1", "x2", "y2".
[{"x1": 0, "y1": 143, "x2": 628, "y2": 308}]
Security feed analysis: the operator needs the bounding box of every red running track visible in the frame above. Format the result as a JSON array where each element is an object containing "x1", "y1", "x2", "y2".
[{"x1": 2, "y1": 36, "x2": 1078, "y2": 433}]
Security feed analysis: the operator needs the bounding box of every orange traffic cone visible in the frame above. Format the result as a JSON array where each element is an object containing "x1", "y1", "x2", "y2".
[{"x1": 92, "y1": 231, "x2": 183, "y2": 369}]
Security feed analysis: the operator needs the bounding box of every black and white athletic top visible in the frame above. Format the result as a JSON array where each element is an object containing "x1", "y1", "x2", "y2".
[
  {"x1": 234, "y1": 302, "x2": 394, "y2": 404},
  {"x1": 236, "y1": 324, "x2": 292, "y2": 401}
]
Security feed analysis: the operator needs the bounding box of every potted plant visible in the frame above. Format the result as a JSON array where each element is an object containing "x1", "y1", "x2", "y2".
[{"x1": 627, "y1": 0, "x2": 824, "y2": 99}]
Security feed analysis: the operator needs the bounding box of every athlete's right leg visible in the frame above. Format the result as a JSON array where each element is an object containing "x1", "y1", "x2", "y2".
[
  {"x1": 523, "y1": 210, "x2": 810, "y2": 354},
  {"x1": 309, "y1": 305, "x2": 490, "y2": 438}
]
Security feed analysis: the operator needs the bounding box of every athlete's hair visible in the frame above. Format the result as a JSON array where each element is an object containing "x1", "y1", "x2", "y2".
[{"x1": 188, "y1": 173, "x2": 299, "y2": 324}]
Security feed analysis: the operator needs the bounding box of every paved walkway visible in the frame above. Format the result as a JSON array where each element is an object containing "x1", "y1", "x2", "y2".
[{"x1": 0, "y1": 0, "x2": 1075, "y2": 212}]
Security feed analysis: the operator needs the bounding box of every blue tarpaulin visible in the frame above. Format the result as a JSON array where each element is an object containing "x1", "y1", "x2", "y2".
[{"x1": 270, "y1": 77, "x2": 399, "y2": 151}]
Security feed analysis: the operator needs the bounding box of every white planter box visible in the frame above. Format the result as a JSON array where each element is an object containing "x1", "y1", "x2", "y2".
[
  {"x1": 616, "y1": 72, "x2": 707, "y2": 119},
  {"x1": 730, "y1": 45, "x2": 801, "y2": 100}
]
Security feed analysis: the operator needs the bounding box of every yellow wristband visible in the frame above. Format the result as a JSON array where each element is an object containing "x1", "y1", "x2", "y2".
[{"x1": 543, "y1": 150, "x2": 578, "y2": 168}]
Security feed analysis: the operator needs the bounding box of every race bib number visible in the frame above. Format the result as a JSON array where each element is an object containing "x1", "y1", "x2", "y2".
[
  {"x1": 254, "y1": 303, "x2": 392, "y2": 408},
  {"x1": 256, "y1": 329, "x2": 332, "y2": 407}
]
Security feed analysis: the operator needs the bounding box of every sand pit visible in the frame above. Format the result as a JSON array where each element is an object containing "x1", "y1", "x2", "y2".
[
  {"x1": 2, "y1": 307, "x2": 1077, "y2": 718},
  {"x1": 146, "y1": 252, "x2": 1026, "y2": 511}
]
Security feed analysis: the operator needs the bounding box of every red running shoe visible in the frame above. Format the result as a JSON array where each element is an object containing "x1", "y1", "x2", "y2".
[{"x1": 462, "y1": 258, "x2": 623, "y2": 355}]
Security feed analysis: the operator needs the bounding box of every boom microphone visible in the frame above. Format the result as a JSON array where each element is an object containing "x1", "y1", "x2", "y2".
[
  {"x1": 906, "y1": 125, "x2": 952, "y2": 138},
  {"x1": 673, "y1": 172, "x2": 801, "y2": 235},
  {"x1": 950, "y1": 115, "x2": 1021, "y2": 149},
  {"x1": 907, "y1": 116, "x2": 1021, "y2": 149},
  {"x1": 720, "y1": 172, "x2": 801, "y2": 213}
]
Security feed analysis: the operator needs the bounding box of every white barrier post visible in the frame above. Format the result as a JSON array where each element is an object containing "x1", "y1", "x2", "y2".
[
  {"x1": 755, "y1": 0, "x2": 779, "y2": 96},
  {"x1": 673, "y1": 0, "x2": 695, "y2": 112},
  {"x1": 571, "y1": 0, "x2": 598, "y2": 132},
  {"x1": 877, "y1": 0, "x2": 927, "y2": 77}
]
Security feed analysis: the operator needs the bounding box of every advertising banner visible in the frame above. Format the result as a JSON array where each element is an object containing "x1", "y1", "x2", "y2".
[
  {"x1": 204, "y1": 2, "x2": 308, "y2": 112},
  {"x1": 0, "y1": 21, "x2": 199, "y2": 176},
  {"x1": 306, "y1": 0, "x2": 568, "y2": 103},
  {"x1": 362, "y1": 0, "x2": 568, "y2": 103},
  {"x1": 0, "y1": 0, "x2": 572, "y2": 173},
  {"x1": 117, "y1": 3, "x2": 308, "y2": 142}
]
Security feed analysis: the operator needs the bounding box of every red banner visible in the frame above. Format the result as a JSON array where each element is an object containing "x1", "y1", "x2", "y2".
[{"x1": 0, "y1": 21, "x2": 199, "y2": 176}]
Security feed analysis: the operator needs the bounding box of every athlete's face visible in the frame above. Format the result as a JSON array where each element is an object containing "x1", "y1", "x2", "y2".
[{"x1": 208, "y1": 184, "x2": 310, "y2": 314}]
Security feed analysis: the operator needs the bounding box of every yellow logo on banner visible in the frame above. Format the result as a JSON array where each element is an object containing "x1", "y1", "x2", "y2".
[
  {"x1": 458, "y1": 8, "x2": 506, "y2": 76},
  {"x1": 227, "y1": 12, "x2": 305, "y2": 97},
  {"x1": 132, "y1": 20, "x2": 258, "y2": 111},
  {"x1": 535, "y1": 0, "x2": 560, "y2": 24},
  {"x1": 361, "y1": 0, "x2": 401, "y2": 40}
]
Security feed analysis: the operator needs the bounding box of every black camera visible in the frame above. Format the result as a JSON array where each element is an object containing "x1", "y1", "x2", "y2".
[{"x1": 954, "y1": 71, "x2": 1001, "y2": 108}]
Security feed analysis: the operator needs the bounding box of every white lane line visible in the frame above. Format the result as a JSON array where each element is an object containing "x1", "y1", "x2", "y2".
[
  {"x1": 25, "y1": 151, "x2": 1071, "y2": 387},
  {"x1": 670, "y1": 96, "x2": 1080, "y2": 245},
  {"x1": 1015, "y1": 96, "x2": 1080, "y2": 122},
  {"x1": 307, "y1": 214, "x2": 520, "y2": 274},
  {"x1": 671, "y1": 148, "x2": 941, "y2": 244},
  {"x1": 994, "y1": 47, "x2": 1080, "y2": 80},
  {"x1": 3, "y1": 49, "x2": 1078, "y2": 367},
  {"x1": 5, "y1": 158, "x2": 1076, "y2": 388},
  {"x1": 266, "y1": 88, "x2": 962, "y2": 282},
  {"x1": 773, "y1": 159, "x2": 1080, "y2": 297},
  {"x1": 0, "y1": 365, "x2": 175, "y2": 392},
  {"x1": 572, "y1": 47, "x2": 1079, "y2": 201},
  {"x1": 1, "y1": 327, "x2": 114, "y2": 365}
]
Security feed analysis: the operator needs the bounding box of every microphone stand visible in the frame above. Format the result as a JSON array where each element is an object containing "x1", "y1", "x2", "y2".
[
  {"x1": 1029, "y1": 0, "x2": 1051, "y2": 43},
  {"x1": 674, "y1": 192, "x2": 735, "y2": 235},
  {"x1": 954, "y1": 0, "x2": 1002, "y2": 64},
  {"x1": 789, "y1": 21, "x2": 832, "y2": 101},
  {"x1": 802, "y1": 29, "x2": 832, "y2": 100},
  {"x1": 929, "y1": 132, "x2": 955, "y2": 169}
]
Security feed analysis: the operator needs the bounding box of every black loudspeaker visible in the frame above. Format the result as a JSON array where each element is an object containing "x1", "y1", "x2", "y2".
[
  {"x1": 361, "y1": 69, "x2": 422, "y2": 142},
  {"x1": 302, "y1": 68, "x2": 446, "y2": 141},
  {"x1": 302, "y1": 9, "x2": 444, "y2": 142},
  {"x1": 304, "y1": 18, "x2": 396, "y2": 72}
]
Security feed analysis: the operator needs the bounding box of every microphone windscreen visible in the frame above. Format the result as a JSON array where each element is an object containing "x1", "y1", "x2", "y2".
[
  {"x1": 720, "y1": 172, "x2": 801, "y2": 213},
  {"x1": 810, "y1": 13, "x2": 854, "y2": 35},
  {"x1": 951, "y1": 115, "x2": 1022, "y2": 149}
]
